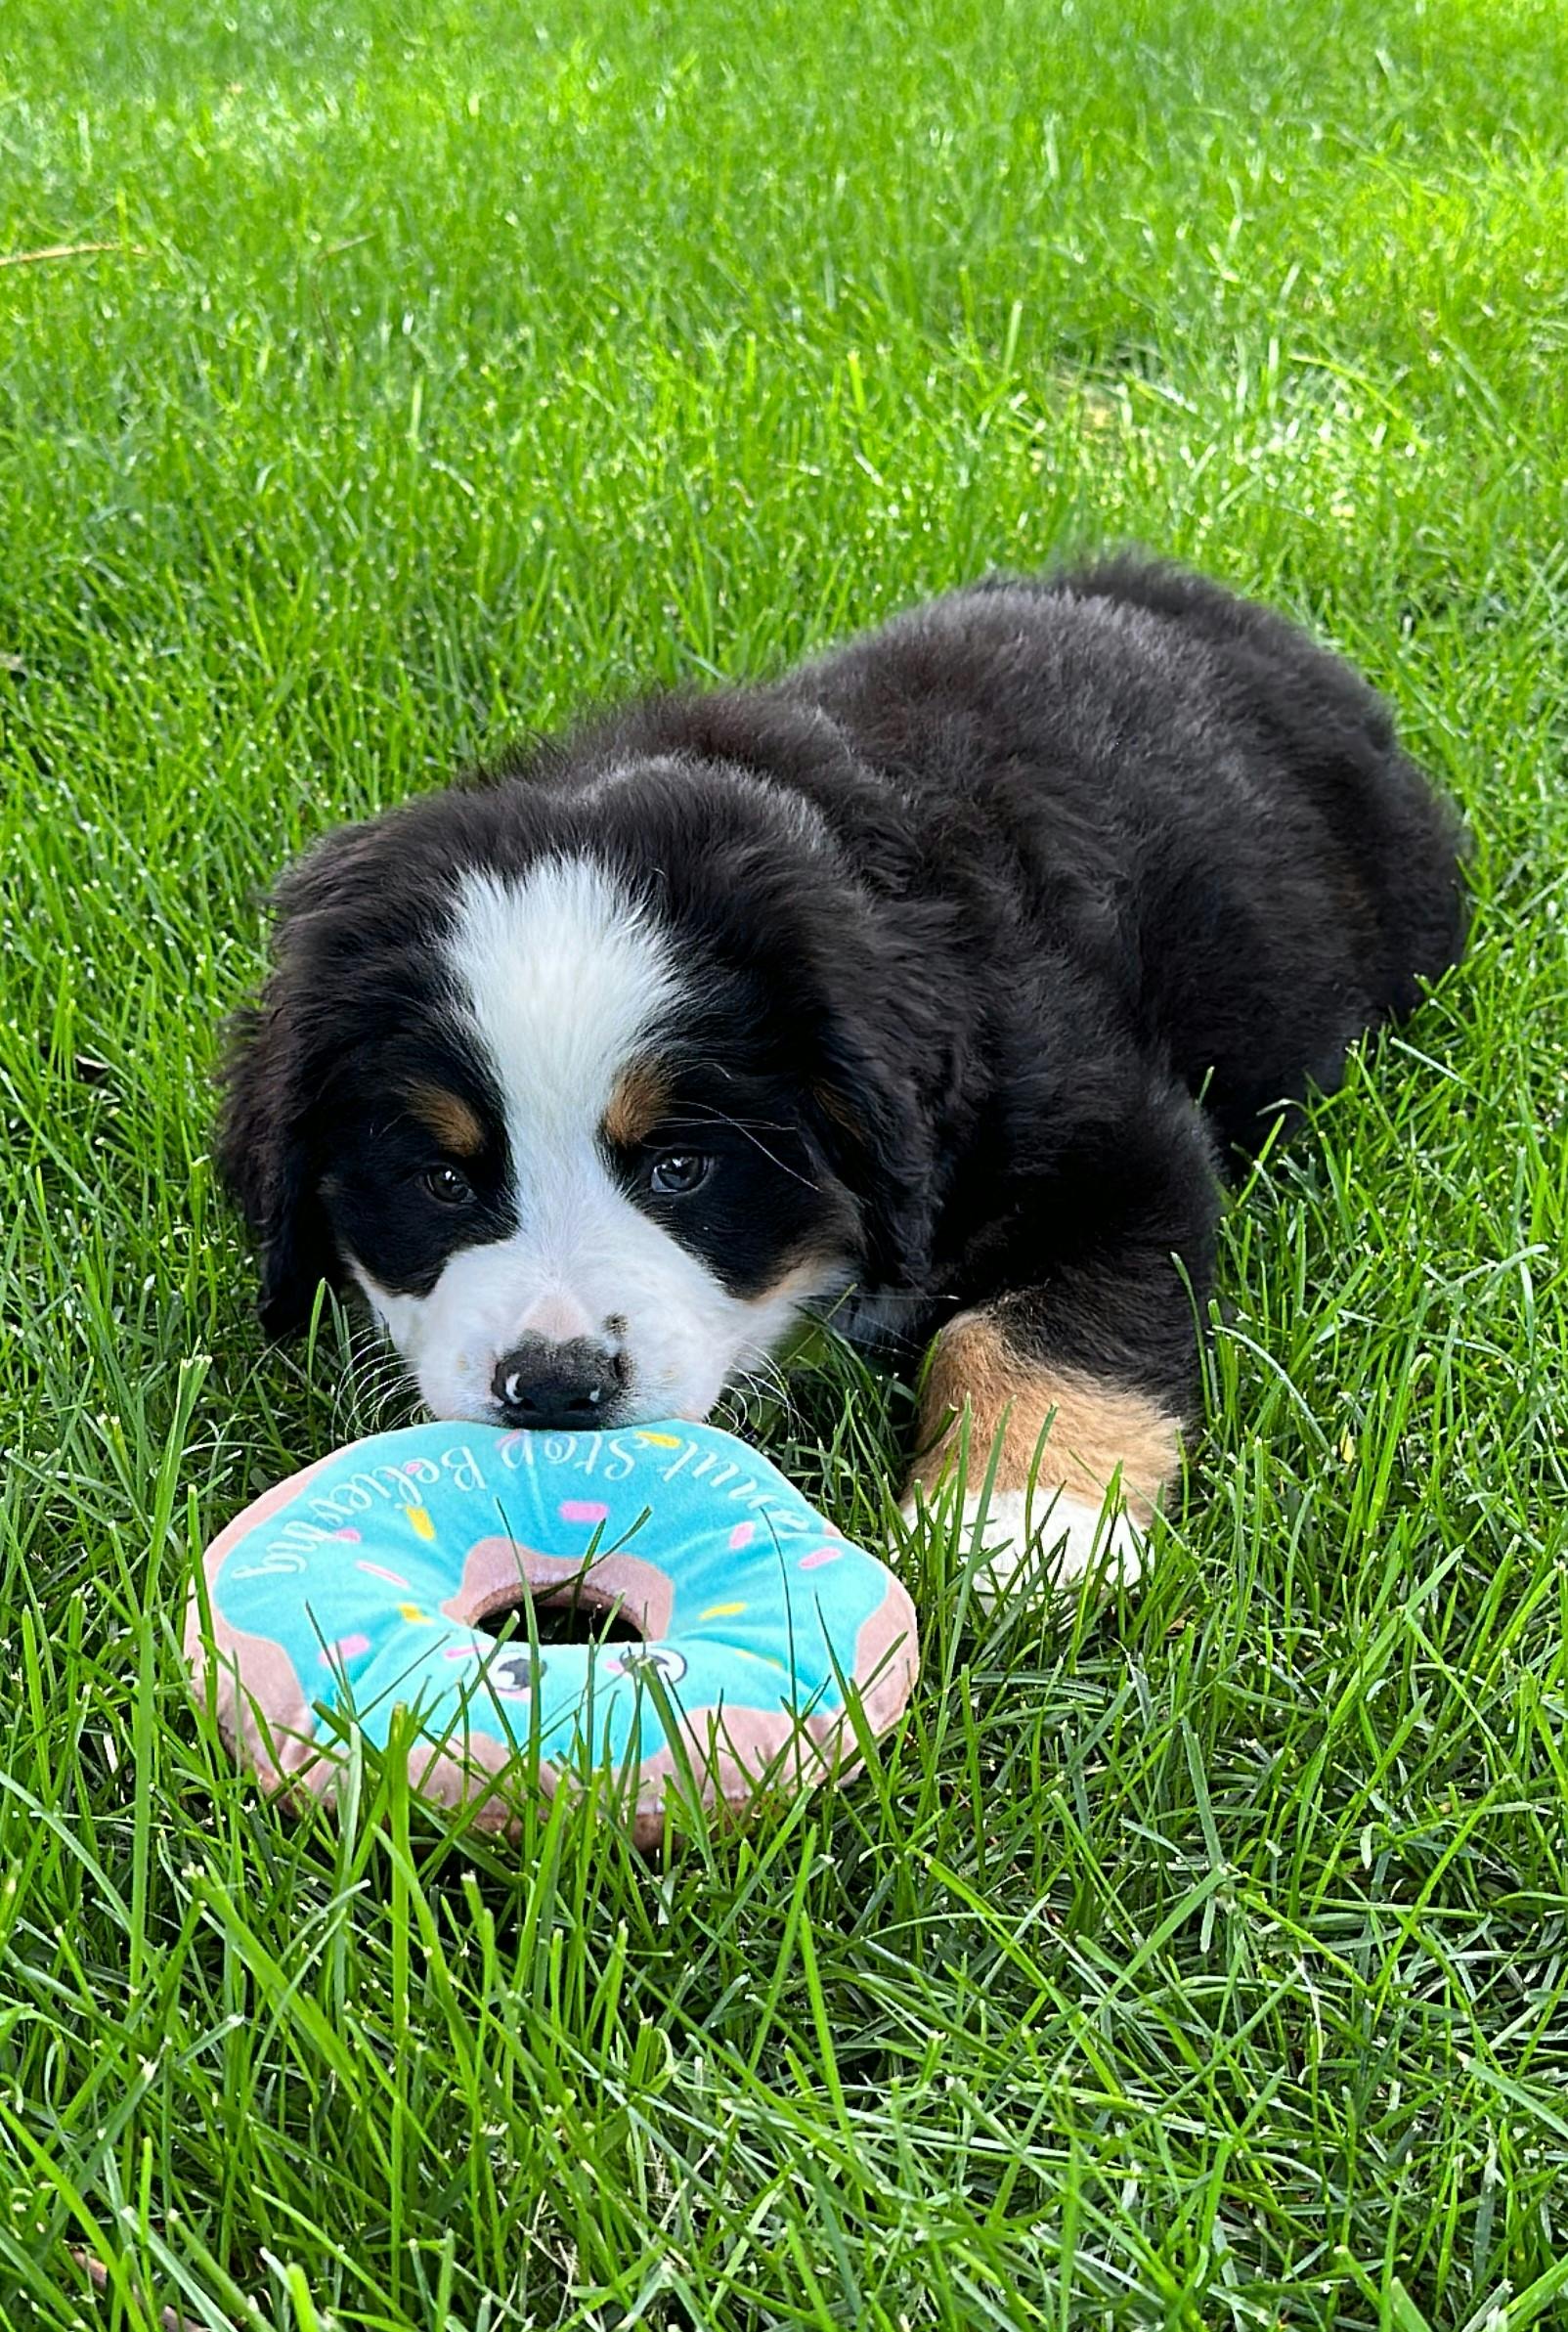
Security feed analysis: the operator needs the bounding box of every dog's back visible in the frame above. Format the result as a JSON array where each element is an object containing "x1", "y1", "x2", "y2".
[{"x1": 777, "y1": 557, "x2": 1468, "y2": 1150}]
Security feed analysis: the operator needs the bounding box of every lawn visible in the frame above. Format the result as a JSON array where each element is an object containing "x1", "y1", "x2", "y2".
[{"x1": 2, "y1": 0, "x2": 1567, "y2": 2322}]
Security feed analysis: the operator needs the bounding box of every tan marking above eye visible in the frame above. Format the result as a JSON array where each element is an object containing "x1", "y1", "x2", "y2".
[
  {"x1": 407, "y1": 1084, "x2": 485, "y2": 1158},
  {"x1": 602, "y1": 1057, "x2": 671, "y2": 1149},
  {"x1": 906, "y1": 1309, "x2": 1180, "y2": 1522}
]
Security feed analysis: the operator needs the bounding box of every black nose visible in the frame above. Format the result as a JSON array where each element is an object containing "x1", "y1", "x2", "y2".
[{"x1": 491, "y1": 1335, "x2": 627, "y2": 1429}]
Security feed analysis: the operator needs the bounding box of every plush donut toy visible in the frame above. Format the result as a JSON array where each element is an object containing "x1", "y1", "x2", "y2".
[{"x1": 186, "y1": 1420, "x2": 919, "y2": 1848}]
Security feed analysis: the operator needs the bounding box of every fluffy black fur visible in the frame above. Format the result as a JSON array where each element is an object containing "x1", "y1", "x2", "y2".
[{"x1": 220, "y1": 555, "x2": 1467, "y2": 1434}]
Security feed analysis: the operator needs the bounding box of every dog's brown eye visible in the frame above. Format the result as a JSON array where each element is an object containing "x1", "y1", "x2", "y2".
[
  {"x1": 648, "y1": 1151, "x2": 711, "y2": 1196},
  {"x1": 421, "y1": 1164, "x2": 473, "y2": 1207}
]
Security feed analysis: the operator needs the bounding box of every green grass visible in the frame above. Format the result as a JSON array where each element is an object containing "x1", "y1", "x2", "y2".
[{"x1": 2, "y1": 0, "x2": 1567, "y2": 2321}]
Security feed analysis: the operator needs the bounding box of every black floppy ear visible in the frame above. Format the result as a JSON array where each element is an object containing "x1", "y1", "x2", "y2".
[
  {"x1": 808, "y1": 1031, "x2": 937, "y2": 1291},
  {"x1": 770, "y1": 877, "x2": 945, "y2": 1293},
  {"x1": 216, "y1": 822, "x2": 385, "y2": 1336},
  {"x1": 216, "y1": 997, "x2": 342, "y2": 1337}
]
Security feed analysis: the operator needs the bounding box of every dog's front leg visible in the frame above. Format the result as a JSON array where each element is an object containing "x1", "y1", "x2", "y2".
[
  {"x1": 901, "y1": 1114, "x2": 1218, "y2": 1600},
  {"x1": 903, "y1": 1306, "x2": 1185, "y2": 1597}
]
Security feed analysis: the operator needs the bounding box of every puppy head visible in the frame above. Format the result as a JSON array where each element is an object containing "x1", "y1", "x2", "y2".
[{"x1": 218, "y1": 767, "x2": 929, "y2": 1427}]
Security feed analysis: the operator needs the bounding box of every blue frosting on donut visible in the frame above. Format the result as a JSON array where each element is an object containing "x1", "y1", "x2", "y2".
[{"x1": 194, "y1": 1419, "x2": 918, "y2": 1826}]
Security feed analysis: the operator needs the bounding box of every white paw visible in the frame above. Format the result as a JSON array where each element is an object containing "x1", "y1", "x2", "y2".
[{"x1": 901, "y1": 1482, "x2": 1148, "y2": 1607}]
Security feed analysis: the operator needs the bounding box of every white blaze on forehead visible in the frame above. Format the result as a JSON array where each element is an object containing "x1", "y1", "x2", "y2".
[{"x1": 445, "y1": 856, "x2": 680, "y2": 1155}]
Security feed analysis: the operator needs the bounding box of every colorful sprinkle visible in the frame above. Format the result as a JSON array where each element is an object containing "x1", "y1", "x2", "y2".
[
  {"x1": 727, "y1": 1521, "x2": 756, "y2": 1550},
  {"x1": 559, "y1": 1499, "x2": 610, "y2": 1524},
  {"x1": 634, "y1": 1430, "x2": 682, "y2": 1447},
  {"x1": 699, "y1": 1600, "x2": 748, "y2": 1619},
  {"x1": 356, "y1": 1559, "x2": 411, "y2": 1590},
  {"x1": 328, "y1": 1527, "x2": 362, "y2": 1543},
  {"x1": 397, "y1": 1602, "x2": 429, "y2": 1624},
  {"x1": 799, "y1": 1547, "x2": 844, "y2": 1570},
  {"x1": 319, "y1": 1633, "x2": 371, "y2": 1666},
  {"x1": 443, "y1": 1643, "x2": 481, "y2": 1661},
  {"x1": 407, "y1": 1505, "x2": 436, "y2": 1541}
]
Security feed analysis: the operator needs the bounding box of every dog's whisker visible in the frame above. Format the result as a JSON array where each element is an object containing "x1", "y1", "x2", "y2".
[{"x1": 660, "y1": 1103, "x2": 825, "y2": 1192}]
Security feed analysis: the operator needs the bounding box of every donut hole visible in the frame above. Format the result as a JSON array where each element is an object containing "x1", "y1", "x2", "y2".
[{"x1": 474, "y1": 1585, "x2": 644, "y2": 1650}]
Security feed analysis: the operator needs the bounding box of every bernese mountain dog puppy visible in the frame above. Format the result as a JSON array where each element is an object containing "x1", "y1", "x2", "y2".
[{"x1": 218, "y1": 557, "x2": 1467, "y2": 1598}]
